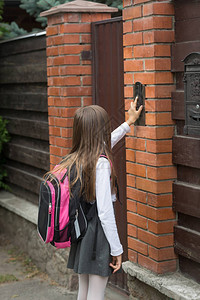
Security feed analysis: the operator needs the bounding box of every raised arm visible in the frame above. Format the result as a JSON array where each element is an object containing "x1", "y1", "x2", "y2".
[
  {"x1": 111, "y1": 122, "x2": 130, "y2": 149},
  {"x1": 111, "y1": 97, "x2": 143, "y2": 149}
]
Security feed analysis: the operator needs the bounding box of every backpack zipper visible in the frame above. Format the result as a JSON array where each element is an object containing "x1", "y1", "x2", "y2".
[
  {"x1": 50, "y1": 175, "x2": 60, "y2": 233},
  {"x1": 55, "y1": 179, "x2": 60, "y2": 231},
  {"x1": 48, "y1": 203, "x2": 52, "y2": 226}
]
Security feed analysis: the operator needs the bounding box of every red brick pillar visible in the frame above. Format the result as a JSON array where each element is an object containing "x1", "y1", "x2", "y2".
[
  {"x1": 123, "y1": 0, "x2": 178, "y2": 274},
  {"x1": 41, "y1": 0, "x2": 117, "y2": 169}
]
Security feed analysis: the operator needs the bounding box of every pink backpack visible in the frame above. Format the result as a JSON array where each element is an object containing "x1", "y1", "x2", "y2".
[
  {"x1": 38, "y1": 162, "x2": 91, "y2": 249},
  {"x1": 37, "y1": 154, "x2": 115, "y2": 249},
  {"x1": 37, "y1": 166, "x2": 72, "y2": 249}
]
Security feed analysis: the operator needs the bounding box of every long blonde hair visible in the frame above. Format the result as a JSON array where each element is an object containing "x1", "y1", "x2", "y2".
[{"x1": 45, "y1": 105, "x2": 117, "y2": 202}]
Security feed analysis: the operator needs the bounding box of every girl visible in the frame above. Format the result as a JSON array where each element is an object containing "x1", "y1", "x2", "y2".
[{"x1": 59, "y1": 97, "x2": 142, "y2": 300}]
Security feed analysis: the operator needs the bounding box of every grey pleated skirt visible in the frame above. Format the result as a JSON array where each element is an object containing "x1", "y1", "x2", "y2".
[{"x1": 67, "y1": 208, "x2": 113, "y2": 277}]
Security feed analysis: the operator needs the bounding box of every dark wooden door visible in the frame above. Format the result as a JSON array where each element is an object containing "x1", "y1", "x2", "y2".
[
  {"x1": 172, "y1": 0, "x2": 200, "y2": 283},
  {"x1": 92, "y1": 17, "x2": 128, "y2": 292}
]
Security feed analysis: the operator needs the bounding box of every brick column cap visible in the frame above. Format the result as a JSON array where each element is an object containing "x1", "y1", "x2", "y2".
[{"x1": 40, "y1": 0, "x2": 118, "y2": 17}]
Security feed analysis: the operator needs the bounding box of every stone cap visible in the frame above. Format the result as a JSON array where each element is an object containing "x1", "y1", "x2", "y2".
[
  {"x1": 40, "y1": 0, "x2": 118, "y2": 17},
  {"x1": 123, "y1": 261, "x2": 200, "y2": 300}
]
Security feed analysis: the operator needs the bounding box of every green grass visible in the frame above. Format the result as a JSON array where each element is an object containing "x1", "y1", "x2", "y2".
[
  {"x1": 7, "y1": 247, "x2": 39, "y2": 276},
  {"x1": 0, "y1": 274, "x2": 18, "y2": 284}
]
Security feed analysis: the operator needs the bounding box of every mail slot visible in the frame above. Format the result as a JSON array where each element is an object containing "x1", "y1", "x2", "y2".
[{"x1": 183, "y1": 52, "x2": 200, "y2": 136}]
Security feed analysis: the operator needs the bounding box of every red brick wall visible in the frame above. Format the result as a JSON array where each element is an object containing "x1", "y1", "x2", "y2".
[
  {"x1": 123, "y1": 0, "x2": 178, "y2": 273},
  {"x1": 45, "y1": 0, "x2": 178, "y2": 275},
  {"x1": 46, "y1": 12, "x2": 111, "y2": 169}
]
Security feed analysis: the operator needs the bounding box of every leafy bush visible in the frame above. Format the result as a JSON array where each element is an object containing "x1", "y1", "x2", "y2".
[
  {"x1": 20, "y1": 0, "x2": 123, "y2": 28},
  {"x1": 0, "y1": 0, "x2": 7, "y2": 38},
  {"x1": 0, "y1": 21, "x2": 28, "y2": 39},
  {"x1": 20, "y1": 0, "x2": 66, "y2": 27},
  {"x1": 0, "y1": 117, "x2": 10, "y2": 191},
  {"x1": 0, "y1": 0, "x2": 122, "y2": 39},
  {"x1": 0, "y1": 0, "x2": 39, "y2": 40}
]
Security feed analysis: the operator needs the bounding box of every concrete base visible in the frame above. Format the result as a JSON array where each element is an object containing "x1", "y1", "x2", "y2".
[
  {"x1": 127, "y1": 274, "x2": 169, "y2": 300},
  {"x1": 123, "y1": 261, "x2": 200, "y2": 300}
]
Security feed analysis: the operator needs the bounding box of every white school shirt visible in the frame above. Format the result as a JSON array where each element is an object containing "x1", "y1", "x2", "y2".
[{"x1": 95, "y1": 121, "x2": 131, "y2": 256}]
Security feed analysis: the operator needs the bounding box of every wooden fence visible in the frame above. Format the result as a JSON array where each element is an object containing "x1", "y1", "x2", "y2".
[
  {"x1": 172, "y1": 0, "x2": 200, "y2": 283},
  {"x1": 0, "y1": 32, "x2": 49, "y2": 204}
]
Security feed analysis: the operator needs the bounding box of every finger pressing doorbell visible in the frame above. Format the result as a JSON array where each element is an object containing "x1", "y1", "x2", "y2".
[{"x1": 133, "y1": 81, "x2": 145, "y2": 126}]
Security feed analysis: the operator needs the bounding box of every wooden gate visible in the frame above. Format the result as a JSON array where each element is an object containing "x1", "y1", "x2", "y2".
[
  {"x1": 0, "y1": 33, "x2": 49, "y2": 204},
  {"x1": 92, "y1": 17, "x2": 128, "y2": 292},
  {"x1": 172, "y1": 0, "x2": 200, "y2": 283}
]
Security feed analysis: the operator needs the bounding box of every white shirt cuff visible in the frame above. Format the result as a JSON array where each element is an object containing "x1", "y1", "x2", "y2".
[
  {"x1": 111, "y1": 246, "x2": 123, "y2": 257},
  {"x1": 122, "y1": 121, "x2": 131, "y2": 133}
]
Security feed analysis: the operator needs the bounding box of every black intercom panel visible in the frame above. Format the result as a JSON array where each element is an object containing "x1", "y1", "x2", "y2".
[{"x1": 133, "y1": 81, "x2": 145, "y2": 126}]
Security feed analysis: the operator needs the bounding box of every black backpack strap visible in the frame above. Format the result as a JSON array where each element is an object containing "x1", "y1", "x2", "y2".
[
  {"x1": 92, "y1": 209, "x2": 98, "y2": 261},
  {"x1": 86, "y1": 202, "x2": 96, "y2": 220},
  {"x1": 68, "y1": 164, "x2": 81, "y2": 223},
  {"x1": 92, "y1": 222, "x2": 98, "y2": 260}
]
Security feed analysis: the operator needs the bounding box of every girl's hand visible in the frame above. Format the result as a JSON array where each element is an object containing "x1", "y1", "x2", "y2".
[
  {"x1": 126, "y1": 96, "x2": 143, "y2": 126},
  {"x1": 109, "y1": 254, "x2": 122, "y2": 274}
]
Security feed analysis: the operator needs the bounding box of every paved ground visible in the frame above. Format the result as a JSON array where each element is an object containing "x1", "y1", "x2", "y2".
[{"x1": 0, "y1": 235, "x2": 129, "y2": 300}]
